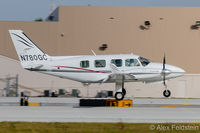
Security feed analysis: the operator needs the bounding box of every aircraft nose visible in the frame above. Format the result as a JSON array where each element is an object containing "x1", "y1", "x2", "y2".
[
  {"x1": 176, "y1": 67, "x2": 185, "y2": 74},
  {"x1": 166, "y1": 64, "x2": 185, "y2": 77}
]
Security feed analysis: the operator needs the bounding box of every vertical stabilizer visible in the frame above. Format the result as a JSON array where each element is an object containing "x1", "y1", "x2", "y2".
[{"x1": 9, "y1": 30, "x2": 49, "y2": 68}]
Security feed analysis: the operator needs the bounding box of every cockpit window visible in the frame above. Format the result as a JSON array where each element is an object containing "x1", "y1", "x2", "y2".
[{"x1": 138, "y1": 56, "x2": 150, "y2": 66}]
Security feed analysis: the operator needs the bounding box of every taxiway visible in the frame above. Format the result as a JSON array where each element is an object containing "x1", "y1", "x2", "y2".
[{"x1": 0, "y1": 98, "x2": 200, "y2": 123}]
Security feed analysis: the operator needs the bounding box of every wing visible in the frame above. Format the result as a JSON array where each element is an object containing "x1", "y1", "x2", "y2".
[{"x1": 100, "y1": 63, "x2": 137, "y2": 84}]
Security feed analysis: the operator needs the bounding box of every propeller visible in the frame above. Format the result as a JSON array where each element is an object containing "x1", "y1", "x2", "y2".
[
  {"x1": 162, "y1": 54, "x2": 166, "y2": 86},
  {"x1": 163, "y1": 54, "x2": 166, "y2": 70}
]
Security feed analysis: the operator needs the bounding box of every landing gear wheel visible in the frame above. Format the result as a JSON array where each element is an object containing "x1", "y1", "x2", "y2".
[
  {"x1": 122, "y1": 88, "x2": 126, "y2": 96},
  {"x1": 115, "y1": 92, "x2": 124, "y2": 100},
  {"x1": 163, "y1": 90, "x2": 171, "y2": 97}
]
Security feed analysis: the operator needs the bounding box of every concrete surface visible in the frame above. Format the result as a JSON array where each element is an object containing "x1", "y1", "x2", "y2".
[
  {"x1": 1, "y1": 97, "x2": 200, "y2": 105},
  {"x1": 0, "y1": 106, "x2": 200, "y2": 123},
  {"x1": 0, "y1": 98, "x2": 200, "y2": 123}
]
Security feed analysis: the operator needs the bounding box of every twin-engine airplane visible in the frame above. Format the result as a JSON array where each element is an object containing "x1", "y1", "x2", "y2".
[{"x1": 9, "y1": 30, "x2": 185, "y2": 100}]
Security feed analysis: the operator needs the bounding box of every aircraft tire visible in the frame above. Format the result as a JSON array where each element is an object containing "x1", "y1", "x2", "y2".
[
  {"x1": 122, "y1": 88, "x2": 126, "y2": 96},
  {"x1": 163, "y1": 90, "x2": 171, "y2": 97},
  {"x1": 115, "y1": 92, "x2": 124, "y2": 100}
]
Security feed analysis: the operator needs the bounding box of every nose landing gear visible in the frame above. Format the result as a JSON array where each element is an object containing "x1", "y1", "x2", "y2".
[
  {"x1": 163, "y1": 84, "x2": 171, "y2": 97},
  {"x1": 163, "y1": 90, "x2": 171, "y2": 97},
  {"x1": 162, "y1": 54, "x2": 171, "y2": 98}
]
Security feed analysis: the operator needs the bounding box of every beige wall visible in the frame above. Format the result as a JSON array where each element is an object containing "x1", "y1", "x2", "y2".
[
  {"x1": 0, "y1": 21, "x2": 59, "y2": 59},
  {"x1": 57, "y1": 6, "x2": 200, "y2": 74},
  {"x1": 1, "y1": 6, "x2": 200, "y2": 74}
]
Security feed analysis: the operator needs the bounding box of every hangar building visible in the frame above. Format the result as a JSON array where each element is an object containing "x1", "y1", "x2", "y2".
[{"x1": 0, "y1": 6, "x2": 200, "y2": 98}]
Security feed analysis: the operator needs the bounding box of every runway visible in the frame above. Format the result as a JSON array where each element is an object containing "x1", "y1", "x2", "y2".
[
  {"x1": 1, "y1": 106, "x2": 200, "y2": 123},
  {"x1": 1, "y1": 98, "x2": 200, "y2": 123}
]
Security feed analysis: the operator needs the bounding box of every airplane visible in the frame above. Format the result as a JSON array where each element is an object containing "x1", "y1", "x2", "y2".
[{"x1": 9, "y1": 30, "x2": 185, "y2": 100}]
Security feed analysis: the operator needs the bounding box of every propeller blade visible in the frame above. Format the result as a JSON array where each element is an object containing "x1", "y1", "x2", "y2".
[
  {"x1": 162, "y1": 54, "x2": 167, "y2": 86},
  {"x1": 163, "y1": 54, "x2": 166, "y2": 70}
]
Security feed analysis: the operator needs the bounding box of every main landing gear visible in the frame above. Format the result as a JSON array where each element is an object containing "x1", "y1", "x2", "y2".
[
  {"x1": 114, "y1": 81, "x2": 126, "y2": 100},
  {"x1": 115, "y1": 88, "x2": 126, "y2": 100},
  {"x1": 115, "y1": 92, "x2": 124, "y2": 100}
]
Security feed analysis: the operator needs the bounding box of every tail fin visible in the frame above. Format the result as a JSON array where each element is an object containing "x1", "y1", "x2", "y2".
[{"x1": 9, "y1": 30, "x2": 50, "y2": 69}]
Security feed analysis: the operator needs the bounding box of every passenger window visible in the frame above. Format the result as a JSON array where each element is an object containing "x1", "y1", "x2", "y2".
[
  {"x1": 111, "y1": 59, "x2": 122, "y2": 67},
  {"x1": 80, "y1": 60, "x2": 89, "y2": 68},
  {"x1": 95, "y1": 60, "x2": 106, "y2": 68},
  {"x1": 125, "y1": 59, "x2": 140, "y2": 67}
]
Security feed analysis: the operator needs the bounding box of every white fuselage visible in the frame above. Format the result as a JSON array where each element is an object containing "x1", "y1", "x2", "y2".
[
  {"x1": 29, "y1": 54, "x2": 185, "y2": 83},
  {"x1": 9, "y1": 30, "x2": 186, "y2": 99}
]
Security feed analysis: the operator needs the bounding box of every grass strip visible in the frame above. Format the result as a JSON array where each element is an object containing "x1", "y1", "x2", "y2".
[{"x1": 0, "y1": 122, "x2": 200, "y2": 133}]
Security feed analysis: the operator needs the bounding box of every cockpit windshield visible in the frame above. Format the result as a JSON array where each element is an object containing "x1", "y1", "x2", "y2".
[{"x1": 138, "y1": 56, "x2": 150, "y2": 66}]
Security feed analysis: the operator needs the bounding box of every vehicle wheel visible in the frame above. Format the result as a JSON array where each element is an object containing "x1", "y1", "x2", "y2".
[
  {"x1": 163, "y1": 90, "x2": 171, "y2": 97},
  {"x1": 115, "y1": 92, "x2": 124, "y2": 100},
  {"x1": 122, "y1": 88, "x2": 126, "y2": 96}
]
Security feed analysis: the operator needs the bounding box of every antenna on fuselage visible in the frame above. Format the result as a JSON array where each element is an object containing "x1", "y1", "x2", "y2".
[{"x1": 91, "y1": 49, "x2": 96, "y2": 56}]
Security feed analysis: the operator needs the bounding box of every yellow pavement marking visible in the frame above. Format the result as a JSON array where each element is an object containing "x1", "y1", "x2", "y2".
[
  {"x1": 28, "y1": 102, "x2": 40, "y2": 106},
  {"x1": 160, "y1": 104, "x2": 191, "y2": 108}
]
